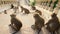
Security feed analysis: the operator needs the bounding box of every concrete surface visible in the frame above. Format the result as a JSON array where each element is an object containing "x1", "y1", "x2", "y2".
[{"x1": 0, "y1": 4, "x2": 60, "y2": 34}]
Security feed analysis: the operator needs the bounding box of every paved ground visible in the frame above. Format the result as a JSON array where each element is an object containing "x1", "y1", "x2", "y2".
[
  {"x1": 0, "y1": 4, "x2": 60, "y2": 34},
  {"x1": 0, "y1": 13, "x2": 51, "y2": 34}
]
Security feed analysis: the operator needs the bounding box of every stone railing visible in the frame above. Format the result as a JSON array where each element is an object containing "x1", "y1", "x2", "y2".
[{"x1": 0, "y1": 1, "x2": 18, "y2": 5}]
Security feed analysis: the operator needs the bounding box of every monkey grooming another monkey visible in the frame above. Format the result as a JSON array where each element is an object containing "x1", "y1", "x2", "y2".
[
  {"x1": 21, "y1": 6, "x2": 30, "y2": 14},
  {"x1": 31, "y1": 14, "x2": 45, "y2": 34},
  {"x1": 9, "y1": 14, "x2": 22, "y2": 34},
  {"x1": 46, "y1": 13, "x2": 60, "y2": 34}
]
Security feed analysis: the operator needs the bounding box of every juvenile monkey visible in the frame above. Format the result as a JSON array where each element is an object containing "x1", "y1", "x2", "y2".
[
  {"x1": 31, "y1": 6, "x2": 36, "y2": 10},
  {"x1": 9, "y1": 14, "x2": 22, "y2": 34},
  {"x1": 31, "y1": 14, "x2": 44, "y2": 34},
  {"x1": 21, "y1": 6, "x2": 30, "y2": 14},
  {"x1": 11, "y1": 4, "x2": 14, "y2": 9},
  {"x1": 4, "y1": 10, "x2": 7, "y2": 14}
]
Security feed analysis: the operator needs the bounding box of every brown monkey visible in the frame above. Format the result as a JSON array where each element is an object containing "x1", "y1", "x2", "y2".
[
  {"x1": 11, "y1": 4, "x2": 14, "y2": 9},
  {"x1": 35, "y1": 10, "x2": 42, "y2": 15},
  {"x1": 46, "y1": 13, "x2": 60, "y2": 34},
  {"x1": 21, "y1": 6, "x2": 30, "y2": 14},
  {"x1": 14, "y1": 7, "x2": 18, "y2": 13},
  {"x1": 4, "y1": 10, "x2": 7, "y2": 14},
  {"x1": 31, "y1": 6, "x2": 36, "y2": 10},
  {"x1": 31, "y1": 14, "x2": 44, "y2": 34},
  {"x1": 9, "y1": 14, "x2": 22, "y2": 34}
]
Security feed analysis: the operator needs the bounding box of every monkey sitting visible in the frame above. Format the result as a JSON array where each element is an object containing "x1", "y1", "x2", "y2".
[
  {"x1": 4, "y1": 10, "x2": 7, "y2": 14},
  {"x1": 21, "y1": 6, "x2": 30, "y2": 14},
  {"x1": 46, "y1": 13, "x2": 60, "y2": 34},
  {"x1": 31, "y1": 14, "x2": 45, "y2": 34},
  {"x1": 35, "y1": 10, "x2": 42, "y2": 15},
  {"x1": 31, "y1": 6, "x2": 36, "y2": 10},
  {"x1": 11, "y1": 4, "x2": 14, "y2": 9},
  {"x1": 9, "y1": 14, "x2": 22, "y2": 34},
  {"x1": 14, "y1": 7, "x2": 18, "y2": 13}
]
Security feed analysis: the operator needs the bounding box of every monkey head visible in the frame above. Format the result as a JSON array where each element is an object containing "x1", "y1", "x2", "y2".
[{"x1": 10, "y1": 14, "x2": 16, "y2": 18}]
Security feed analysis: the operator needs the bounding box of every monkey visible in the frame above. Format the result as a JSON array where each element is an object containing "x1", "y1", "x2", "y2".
[
  {"x1": 46, "y1": 13, "x2": 60, "y2": 34},
  {"x1": 4, "y1": 10, "x2": 7, "y2": 14},
  {"x1": 31, "y1": 14, "x2": 45, "y2": 34},
  {"x1": 20, "y1": 6, "x2": 30, "y2": 14},
  {"x1": 9, "y1": 14, "x2": 22, "y2": 34},
  {"x1": 14, "y1": 7, "x2": 18, "y2": 13},
  {"x1": 35, "y1": 10, "x2": 42, "y2": 15},
  {"x1": 31, "y1": 6, "x2": 36, "y2": 10},
  {"x1": 11, "y1": 4, "x2": 14, "y2": 9}
]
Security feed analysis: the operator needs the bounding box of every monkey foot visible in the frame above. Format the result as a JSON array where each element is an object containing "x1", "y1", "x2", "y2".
[
  {"x1": 31, "y1": 25, "x2": 35, "y2": 30},
  {"x1": 12, "y1": 31, "x2": 18, "y2": 34}
]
